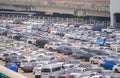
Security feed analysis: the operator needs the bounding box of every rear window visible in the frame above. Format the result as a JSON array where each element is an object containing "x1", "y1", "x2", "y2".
[
  {"x1": 22, "y1": 60, "x2": 28, "y2": 63},
  {"x1": 52, "y1": 67, "x2": 61, "y2": 72},
  {"x1": 59, "y1": 76, "x2": 66, "y2": 78},
  {"x1": 30, "y1": 60, "x2": 36, "y2": 63},
  {"x1": 50, "y1": 76, "x2": 55, "y2": 78},
  {"x1": 41, "y1": 68, "x2": 50, "y2": 73},
  {"x1": 3, "y1": 54, "x2": 9, "y2": 56},
  {"x1": 56, "y1": 44, "x2": 60, "y2": 46}
]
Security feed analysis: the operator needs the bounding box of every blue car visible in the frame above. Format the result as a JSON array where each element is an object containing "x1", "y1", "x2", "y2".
[
  {"x1": 5, "y1": 62, "x2": 18, "y2": 72},
  {"x1": 96, "y1": 38, "x2": 106, "y2": 46},
  {"x1": 10, "y1": 59, "x2": 21, "y2": 67},
  {"x1": 103, "y1": 60, "x2": 120, "y2": 70}
]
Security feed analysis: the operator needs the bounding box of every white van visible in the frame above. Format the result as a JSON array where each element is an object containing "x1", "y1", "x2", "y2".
[{"x1": 40, "y1": 64, "x2": 63, "y2": 78}]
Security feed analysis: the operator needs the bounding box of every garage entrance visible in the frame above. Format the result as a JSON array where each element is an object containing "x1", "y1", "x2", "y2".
[{"x1": 114, "y1": 13, "x2": 120, "y2": 29}]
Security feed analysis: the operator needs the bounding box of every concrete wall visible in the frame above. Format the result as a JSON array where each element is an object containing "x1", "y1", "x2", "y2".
[
  {"x1": 0, "y1": 0, "x2": 110, "y2": 17},
  {"x1": 110, "y1": 0, "x2": 120, "y2": 26}
]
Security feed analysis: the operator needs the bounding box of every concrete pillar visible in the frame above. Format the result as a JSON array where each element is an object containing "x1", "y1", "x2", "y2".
[
  {"x1": 66, "y1": 18, "x2": 69, "y2": 22},
  {"x1": 33, "y1": 16, "x2": 35, "y2": 20},
  {"x1": 56, "y1": 17, "x2": 58, "y2": 22},
  {"x1": 61, "y1": 18, "x2": 64, "y2": 22},
  {"x1": 110, "y1": 12, "x2": 115, "y2": 26},
  {"x1": 12, "y1": 15, "x2": 14, "y2": 18},
  {"x1": 71, "y1": 18, "x2": 73, "y2": 23},
  {"x1": 1, "y1": 14, "x2": 3, "y2": 18},
  {"x1": 38, "y1": 16, "x2": 40, "y2": 20},
  {"x1": 20, "y1": 15, "x2": 23, "y2": 18},
  {"x1": 7, "y1": 14, "x2": 10, "y2": 18},
  {"x1": 42, "y1": 17, "x2": 45, "y2": 21}
]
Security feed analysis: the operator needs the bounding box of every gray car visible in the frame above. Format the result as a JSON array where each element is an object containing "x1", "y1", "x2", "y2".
[{"x1": 50, "y1": 69, "x2": 65, "y2": 78}]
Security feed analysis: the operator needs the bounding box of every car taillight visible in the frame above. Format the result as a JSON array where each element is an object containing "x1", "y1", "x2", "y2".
[
  {"x1": 70, "y1": 75, "x2": 76, "y2": 78},
  {"x1": 55, "y1": 76, "x2": 58, "y2": 78},
  {"x1": 29, "y1": 66, "x2": 33, "y2": 69}
]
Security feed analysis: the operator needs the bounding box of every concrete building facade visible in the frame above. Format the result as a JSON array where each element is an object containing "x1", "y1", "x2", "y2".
[
  {"x1": 110, "y1": 0, "x2": 120, "y2": 27},
  {"x1": 0, "y1": 0, "x2": 110, "y2": 17}
]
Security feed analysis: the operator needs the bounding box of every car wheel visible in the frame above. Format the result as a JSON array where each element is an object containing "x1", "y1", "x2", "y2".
[
  {"x1": 91, "y1": 61, "x2": 94, "y2": 64},
  {"x1": 73, "y1": 56, "x2": 77, "y2": 59},
  {"x1": 24, "y1": 70, "x2": 27, "y2": 73},
  {"x1": 99, "y1": 64, "x2": 103, "y2": 67},
  {"x1": 33, "y1": 72, "x2": 35, "y2": 74},
  {"x1": 24, "y1": 70, "x2": 26, "y2": 72},
  {"x1": 49, "y1": 47, "x2": 53, "y2": 51},
  {"x1": 35, "y1": 75, "x2": 41, "y2": 78},
  {"x1": 28, "y1": 41, "x2": 32, "y2": 44},
  {"x1": 9, "y1": 36, "x2": 12, "y2": 38},
  {"x1": 103, "y1": 66, "x2": 107, "y2": 69},
  {"x1": 114, "y1": 69, "x2": 119, "y2": 73}
]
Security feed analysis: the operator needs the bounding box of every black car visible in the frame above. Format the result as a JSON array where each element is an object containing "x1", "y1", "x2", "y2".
[
  {"x1": 80, "y1": 53, "x2": 96, "y2": 62},
  {"x1": 22, "y1": 62, "x2": 37, "y2": 72},
  {"x1": 13, "y1": 34, "x2": 23, "y2": 41},
  {"x1": 72, "y1": 50, "x2": 88, "y2": 59},
  {"x1": 56, "y1": 46, "x2": 73, "y2": 55},
  {"x1": 36, "y1": 39, "x2": 49, "y2": 48},
  {"x1": 78, "y1": 63, "x2": 93, "y2": 70},
  {"x1": 2, "y1": 53, "x2": 9, "y2": 61},
  {"x1": 91, "y1": 50, "x2": 109, "y2": 56},
  {"x1": 63, "y1": 47, "x2": 73, "y2": 55}
]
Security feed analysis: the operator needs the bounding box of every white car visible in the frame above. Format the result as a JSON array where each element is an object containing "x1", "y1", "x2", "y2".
[
  {"x1": 26, "y1": 37, "x2": 37, "y2": 44},
  {"x1": 80, "y1": 72, "x2": 104, "y2": 78},
  {"x1": 70, "y1": 68, "x2": 91, "y2": 78},
  {"x1": 63, "y1": 64, "x2": 74, "y2": 70},
  {"x1": 33, "y1": 64, "x2": 42, "y2": 74},
  {"x1": 20, "y1": 59, "x2": 29, "y2": 69},
  {"x1": 90, "y1": 56, "x2": 107, "y2": 64},
  {"x1": 102, "y1": 70, "x2": 115, "y2": 78},
  {"x1": 113, "y1": 64, "x2": 120, "y2": 73},
  {"x1": 44, "y1": 42, "x2": 62, "y2": 50},
  {"x1": 73, "y1": 34, "x2": 81, "y2": 40},
  {"x1": 34, "y1": 67, "x2": 41, "y2": 78},
  {"x1": 36, "y1": 56, "x2": 58, "y2": 65},
  {"x1": 50, "y1": 29, "x2": 57, "y2": 34},
  {"x1": 0, "y1": 52, "x2": 4, "y2": 60}
]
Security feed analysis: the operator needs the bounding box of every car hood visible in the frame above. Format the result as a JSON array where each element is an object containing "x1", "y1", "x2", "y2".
[
  {"x1": 70, "y1": 73, "x2": 82, "y2": 76},
  {"x1": 39, "y1": 61, "x2": 49, "y2": 64}
]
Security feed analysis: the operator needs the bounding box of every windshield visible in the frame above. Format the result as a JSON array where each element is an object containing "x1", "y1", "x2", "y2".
[
  {"x1": 46, "y1": 53, "x2": 53, "y2": 56},
  {"x1": 109, "y1": 56, "x2": 118, "y2": 59},
  {"x1": 102, "y1": 57, "x2": 107, "y2": 59},
  {"x1": 74, "y1": 69, "x2": 81, "y2": 73},
  {"x1": 106, "y1": 39, "x2": 114, "y2": 42},
  {"x1": 103, "y1": 71, "x2": 114, "y2": 75},
  {"x1": 70, "y1": 61, "x2": 79, "y2": 64},
  {"x1": 41, "y1": 68, "x2": 50, "y2": 72},
  {"x1": 38, "y1": 57, "x2": 50, "y2": 61},
  {"x1": 97, "y1": 39, "x2": 104, "y2": 42},
  {"x1": 22, "y1": 60, "x2": 28, "y2": 63}
]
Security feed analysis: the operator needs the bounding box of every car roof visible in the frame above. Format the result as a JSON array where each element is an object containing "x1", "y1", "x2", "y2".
[
  {"x1": 105, "y1": 60, "x2": 118, "y2": 62},
  {"x1": 74, "y1": 67, "x2": 86, "y2": 70},
  {"x1": 41, "y1": 63, "x2": 62, "y2": 69}
]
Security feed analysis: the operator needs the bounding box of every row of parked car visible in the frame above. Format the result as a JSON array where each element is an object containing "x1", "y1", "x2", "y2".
[{"x1": 0, "y1": 18, "x2": 120, "y2": 78}]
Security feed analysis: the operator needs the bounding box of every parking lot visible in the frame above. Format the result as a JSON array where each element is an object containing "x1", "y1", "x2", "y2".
[{"x1": 0, "y1": 18, "x2": 120, "y2": 78}]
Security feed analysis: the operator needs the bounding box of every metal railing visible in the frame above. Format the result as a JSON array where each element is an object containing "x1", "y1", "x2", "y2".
[
  {"x1": 0, "y1": 65, "x2": 27, "y2": 78},
  {"x1": 0, "y1": 14, "x2": 110, "y2": 27}
]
